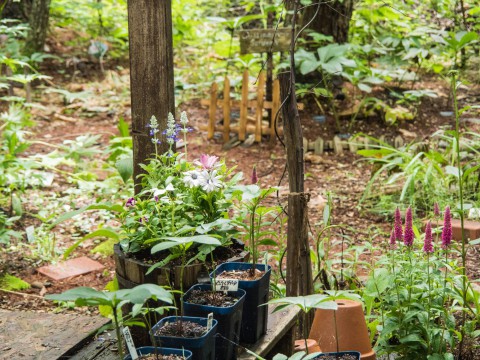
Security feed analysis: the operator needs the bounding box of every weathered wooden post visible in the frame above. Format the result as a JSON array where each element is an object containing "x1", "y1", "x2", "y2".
[{"x1": 128, "y1": 0, "x2": 175, "y2": 193}]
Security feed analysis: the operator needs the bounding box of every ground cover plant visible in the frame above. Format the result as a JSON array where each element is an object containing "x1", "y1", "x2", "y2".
[{"x1": 0, "y1": 0, "x2": 480, "y2": 358}]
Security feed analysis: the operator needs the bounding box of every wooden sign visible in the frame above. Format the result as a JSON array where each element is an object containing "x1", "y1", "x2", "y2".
[{"x1": 239, "y1": 28, "x2": 291, "y2": 54}]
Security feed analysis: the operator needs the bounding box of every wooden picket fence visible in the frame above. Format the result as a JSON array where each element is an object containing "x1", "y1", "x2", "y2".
[{"x1": 201, "y1": 70, "x2": 303, "y2": 144}]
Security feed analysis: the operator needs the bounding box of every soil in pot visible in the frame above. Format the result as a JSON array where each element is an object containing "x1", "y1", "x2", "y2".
[
  {"x1": 133, "y1": 355, "x2": 184, "y2": 360},
  {"x1": 216, "y1": 268, "x2": 264, "y2": 281},
  {"x1": 316, "y1": 355, "x2": 358, "y2": 360},
  {"x1": 154, "y1": 320, "x2": 207, "y2": 338},
  {"x1": 185, "y1": 289, "x2": 239, "y2": 307}
]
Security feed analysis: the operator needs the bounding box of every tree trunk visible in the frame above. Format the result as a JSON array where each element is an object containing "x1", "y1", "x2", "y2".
[
  {"x1": 24, "y1": 0, "x2": 51, "y2": 55},
  {"x1": 128, "y1": 0, "x2": 175, "y2": 194},
  {"x1": 1, "y1": 0, "x2": 31, "y2": 21},
  {"x1": 301, "y1": 0, "x2": 354, "y2": 43}
]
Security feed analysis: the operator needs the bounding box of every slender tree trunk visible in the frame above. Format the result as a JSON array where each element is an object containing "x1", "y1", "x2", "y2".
[
  {"x1": 301, "y1": 0, "x2": 354, "y2": 43},
  {"x1": 128, "y1": 0, "x2": 175, "y2": 194},
  {"x1": 24, "y1": 0, "x2": 51, "y2": 56}
]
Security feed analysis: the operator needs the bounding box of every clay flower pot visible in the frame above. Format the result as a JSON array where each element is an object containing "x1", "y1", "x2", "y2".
[
  {"x1": 294, "y1": 338, "x2": 321, "y2": 354},
  {"x1": 309, "y1": 299, "x2": 375, "y2": 360}
]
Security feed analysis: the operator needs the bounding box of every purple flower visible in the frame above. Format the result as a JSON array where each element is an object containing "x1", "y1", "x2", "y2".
[
  {"x1": 251, "y1": 166, "x2": 258, "y2": 184},
  {"x1": 389, "y1": 229, "x2": 397, "y2": 249},
  {"x1": 126, "y1": 197, "x2": 136, "y2": 207},
  {"x1": 404, "y1": 207, "x2": 414, "y2": 247},
  {"x1": 434, "y1": 202, "x2": 440, "y2": 217},
  {"x1": 139, "y1": 216, "x2": 149, "y2": 224},
  {"x1": 424, "y1": 221, "x2": 433, "y2": 253},
  {"x1": 441, "y1": 206, "x2": 452, "y2": 249},
  {"x1": 394, "y1": 207, "x2": 403, "y2": 242}
]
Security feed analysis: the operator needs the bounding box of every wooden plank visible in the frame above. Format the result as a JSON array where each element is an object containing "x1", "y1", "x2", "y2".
[
  {"x1": 270, "y1": 79, "x2": 280, "y2": 144},
  {"x1": 199, "y1": 123, "x2": 283, "y2": 137},
  {"x1": 239, "y1": 28, "x2": 291, "y2": 54},
  {"x1": 0, "y1": 309, "x2": 110, "y2": 359},
  {"x1": 255, "y1": 72, "x2": 266, "y2": 142},
  {"x1": 208, "y1": 82, "x2": 218, "y2": 140},
  {"x1": 238, "y1": 305, "x2": 300, "y2": 359},
  {"x1": 223, "y1": 76, "x2": 231, "y2": 143},
  {"x1": 239, "y1": 70, "x2": 249, "y2": 141}
]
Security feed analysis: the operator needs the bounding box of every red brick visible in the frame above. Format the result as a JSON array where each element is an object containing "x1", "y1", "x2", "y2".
[{"x1": 427, "y1": 219, "x2": 480, "y2": 242}]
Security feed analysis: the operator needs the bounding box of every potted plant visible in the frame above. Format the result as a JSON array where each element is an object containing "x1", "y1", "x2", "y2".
[
  {"x1": 44, "y1": 284, "x2": 193, "y2": 360},
  {"x1": 211, "y1": 185, "x2": 277, "y2": 343},
  {"x1": 183, "y1": 283, "x2": 246, "y2": 360}
]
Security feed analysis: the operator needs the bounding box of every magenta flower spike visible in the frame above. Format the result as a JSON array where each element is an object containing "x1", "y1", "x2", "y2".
[
  {"x1": 251, "y1": 166, "x2": 258, "y2": 184},
  {"x1": 441, "y1": 206, "x2": 452, "y2": 249},
  {"x1": 434, "y1": 202, "x2": 440, "y2": 217},
  {"x1": 423, "y1": 221, "x2": 434, "y2": 253},
  {"x1": 404, "y1": 207, "x2": 414, "y2": 247},
  {"x1": 389, "y1": 229, "x2": 397, "y2": 249},
  {"x1": 394, "y1": 207, "x2": 403, "y2": 242}
]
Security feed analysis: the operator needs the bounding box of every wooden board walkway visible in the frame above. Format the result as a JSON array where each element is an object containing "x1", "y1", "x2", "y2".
[
  {"x1": 0, "y1": 309, "x2": 110, "y2": 360},
  {"x1": 68, "y1": 305, "x2": 300, "y2": 360}
]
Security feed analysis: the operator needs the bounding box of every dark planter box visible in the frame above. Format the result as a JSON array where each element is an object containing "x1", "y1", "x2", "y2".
[
  {"x1": 312, "y1": 351, "x2": 361, "y2": 359},
  {"x1": 152, "y1": 316, "x2": 217, "y2": 360},
  {"x1": 184, "y1": 284, "x2": 246, "y2": 360},
  {"x1": 124, "y1": 346, "x2": 193, "y2": 360},
  {"x1": 211, "y1": 262, "x2": 271, "y2": 344}
]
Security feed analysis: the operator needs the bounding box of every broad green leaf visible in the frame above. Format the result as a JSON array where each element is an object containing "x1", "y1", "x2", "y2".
[{"x1": 115, "y1": 157, "x2": 133, "y2": 183}]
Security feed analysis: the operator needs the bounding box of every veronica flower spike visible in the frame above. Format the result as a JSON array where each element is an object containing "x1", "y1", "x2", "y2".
[
  {"x1": 441, "y1": 206, "x2": 452, "y2": 249},
  {"x1": 403, "y1": 206, "x2": 414, "y2": 247},
  {"x1": 423, "y1": 221, "x2": 434, "y2": 253},
  {"x1": 389, "y1": 229, "x2": 397, "y2": 249},
  {"x1": 394, "y1": 207, "x2": 403, "y2": 242}
]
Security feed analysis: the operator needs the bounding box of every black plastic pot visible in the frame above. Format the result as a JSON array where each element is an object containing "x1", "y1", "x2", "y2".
[
  {"x1": 211, "y1": 262, "x2": 271, "y2": 344},
  {"x1": 312, "y1": 351, "x2": 361, "y2": 359},
  {"x1": 152, "y1": 316, "x2": 217, "y2": 360},
  {"x1": 183, "y1": 284, "x2": 246, "y2": 360},
  {"x1": 124, "y1": 346, "x2": 193, "y2": 359}
]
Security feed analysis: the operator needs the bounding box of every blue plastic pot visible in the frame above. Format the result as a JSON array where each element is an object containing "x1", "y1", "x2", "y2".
[
  {"x1": 124, "y1": 346, "x2": 193, "y2": 359},
  {"x1": 312, "y1": 351, "x2": 361, "y2": 359},
  {"x1": 152, "y1": 316, "x2": 217, "y2": 360},
  {"x1": 211, "y1": 262, "x2": 271, "y2": 344},
  {"x1": 184, "y1": 284, "x2": 246, "y2": 360}
]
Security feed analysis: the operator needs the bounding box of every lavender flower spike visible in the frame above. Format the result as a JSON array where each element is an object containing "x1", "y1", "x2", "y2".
[
  {"x1": 423, "y1": 221, "x2": 434, "y2": 253},
  {"x1": 394, "y1": 207, "x2": 403, "y2": 242},
  {"x1": 441, "y1": 206, "x2": 452, "y2": 249},
  {"x1": 404, "y1": 206, "x2": 414, "y2": 247},
  {"x1": 434, "y1": 202, "x2": 440, "y2": 217},
  {"x1": 389, "y1": 229, "x2": 397, "y2": 249}
]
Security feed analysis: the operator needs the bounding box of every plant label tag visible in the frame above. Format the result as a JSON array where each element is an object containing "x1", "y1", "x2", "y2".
[
  {"x1": 212, "y1": 278, "x2": 239, "y2": 292},
  {"x1": 207, "y1": 312, "x2": 214, "y2": 331},
  {"x1": 122, "y1": 326, "x2": 138, "y2": 360}
]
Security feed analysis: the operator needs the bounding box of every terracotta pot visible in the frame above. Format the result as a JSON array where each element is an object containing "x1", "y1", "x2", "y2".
[
  {"x1": 309, "y1": 299, "x2": 375, "y2": 360},
  {"x1": 294, "y1": 339, "x2": 321, "y2": 354}
]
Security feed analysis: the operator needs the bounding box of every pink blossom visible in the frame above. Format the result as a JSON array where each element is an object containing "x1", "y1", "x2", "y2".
[
  {"x1": 404, "y1": 207, "x2": 414, "y2": 247},
  {"x1": 394, "y1": 207, "x2": 403, "y2": 242},
  {"x1": 424, "y1": 221, "x2": 434, "y2": 253},
  {"x1": 197, "y1": 154, "x2": 219, "y2": 170},
  {"x1": 441, "y1": 206, "x2": 452, "y2": 249}
]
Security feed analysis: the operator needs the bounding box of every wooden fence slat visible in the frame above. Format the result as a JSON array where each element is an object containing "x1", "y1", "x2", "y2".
[
  {"x1": 239, "y1": 69, "x2": 249, "y2": 141},
  {"x1": 208, "y1": 82, "x2": 218, "y2": 139},
  {"x1": 270, "y1": 78, "x2": 280, "y2": 144},
  {"x1": 255, "y1": 72, "x2": 266, "y2": 142},
  {"x1": 200, "y1": 98, "x2": 304, "y2": 111},
  {"x1": 223, "y1": 76, "x2": 231, "y2": 142}
]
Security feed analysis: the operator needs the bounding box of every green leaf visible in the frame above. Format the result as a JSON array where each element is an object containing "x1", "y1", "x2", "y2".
[
  {"x1": 11, "y1": 195, "x2": 22, "y2": 216},
  {"x1": 445, "y1": 165, "x2": 460, "y2": 178},
  {"x1": 115, "y1": 157, "x2": 133, "y2": 183},
  {"x1": 51, "y1": 203, "x2": 124, "y2": 228},
  {"x1": 63, "y1": 228, "x2": 120, "y2": 259}
]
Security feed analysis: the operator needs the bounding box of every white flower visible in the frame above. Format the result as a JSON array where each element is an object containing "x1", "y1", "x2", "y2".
[
  {"x1": 165, "y1": 183, "x2": 175, "y2": 192},
  {"x1": 183, "y1": 170, "x2": 202, "y2": 188},
  {"x1": 152, "y1": 188, "x2": 166, "y2": 200},
  {"x1": 198, "y1": 170, "x2": 223, "y2": 193}
]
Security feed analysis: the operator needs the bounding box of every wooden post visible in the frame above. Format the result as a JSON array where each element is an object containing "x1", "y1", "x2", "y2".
[
  {"x1": 208, "y1": 82, "x2": 218, "y2": 139},
  {"x1": 279, "y1": 72, "x2": 313, "y2": 298},
  {"x1": 223, "y1": 76, "x2": 231, "y2": 142},
  {"x1": 255, "y1": 72, "x2": 265, "y2": 142},
  {"x1": 239, "y1": 69, "x2": 249, "y2": 141},
  {"x1": 128, "y1": 0, "x2": 175, "y2": 194},
  {"x1": 270, "y1": 79, "x2": 280, "y2": 144}
]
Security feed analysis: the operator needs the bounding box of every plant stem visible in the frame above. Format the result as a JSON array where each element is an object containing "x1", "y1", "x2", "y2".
[
  {"x1": 113, "y1": 305, "x2": 124, "y2": 360},
  {"x1": 451, "y1": 73, "x2": 467, "y2": 356}
]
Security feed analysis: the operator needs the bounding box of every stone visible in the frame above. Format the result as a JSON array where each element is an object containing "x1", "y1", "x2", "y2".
[{"x1": 37, "y1": 256, "x2": 104, "y2": 280}]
